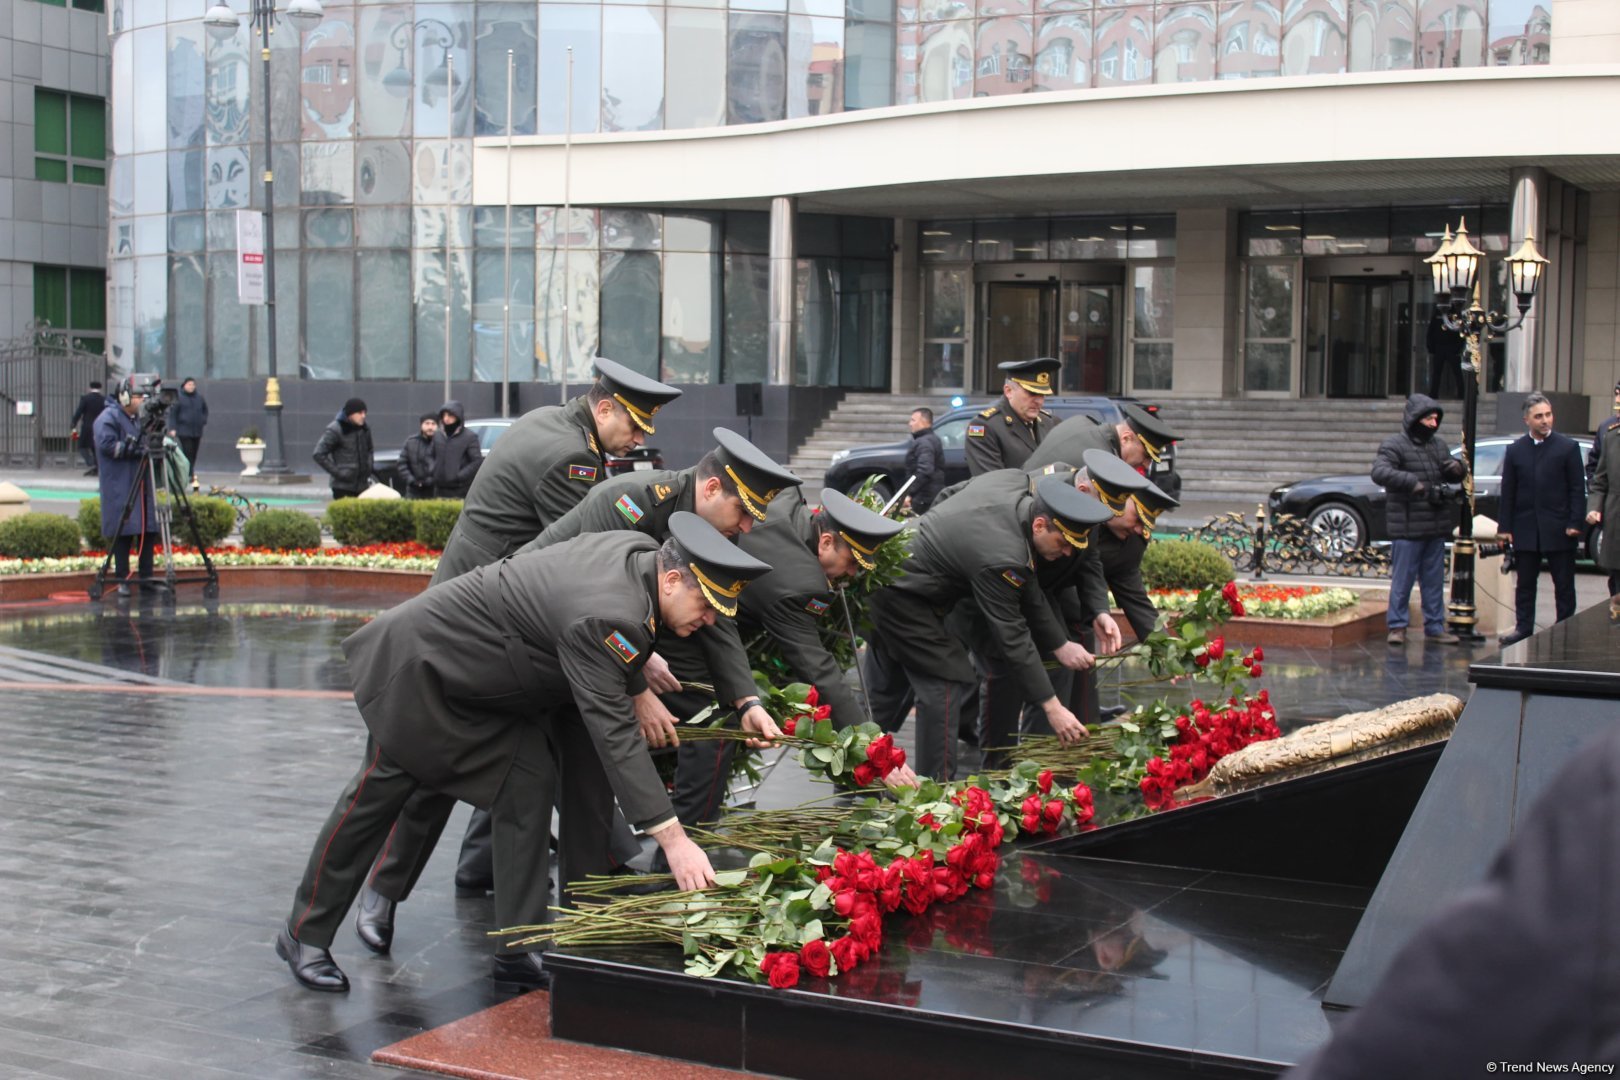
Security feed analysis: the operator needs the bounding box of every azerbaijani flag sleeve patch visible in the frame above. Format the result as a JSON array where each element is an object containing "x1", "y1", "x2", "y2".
[
  {"x1": 614, "y1": 493, "x2": 645, "y2": 524},
  {"x1": 604, "y1": 631, "x2": 640, "y2": 664},
  {"x1": 568, "y1": 464, "x2": 598, "y2": 482},
  {"x1": 1001, "y1": 569, "x2": 1026, "y2": 588},
  {"x1": 967, "y1": 423, "x2": 987, "y2": 438},
  {"x1": 805, "y1": 597, "x2": 830, "y2": 617}
]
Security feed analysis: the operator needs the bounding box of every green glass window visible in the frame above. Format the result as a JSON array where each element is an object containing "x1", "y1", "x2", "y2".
[
  {"x1": 72, "y1": 0, "x2": 106, "y2": 11},
  {"x1": 70, "y1": 270, "x2": 107, "y2": 332},
  {"x1": 34, "y1": 266, "x2": 106, "y2": 348},
  {"x1": 38, "y1": 0, "x2": 69, "y2": 8},
  {"x1": 34, "y1": 268, "x2": 70, "y2": 328},
  {"x1": 35, "y1": 90, "x2": 106, "y2": 186}
]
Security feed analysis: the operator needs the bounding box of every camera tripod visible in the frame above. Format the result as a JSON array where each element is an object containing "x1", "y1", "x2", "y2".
[{"x1": 88, "y1": 439, "x2": 220, "y2": 602}]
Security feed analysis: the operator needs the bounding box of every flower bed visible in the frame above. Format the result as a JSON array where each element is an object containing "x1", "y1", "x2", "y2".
[
  {"x1": 1149, "y1": 583, "x2": 1358, "y2": 620},
  {"x1": 0, "y1": 542, "x2": 440, "y2": 577}
]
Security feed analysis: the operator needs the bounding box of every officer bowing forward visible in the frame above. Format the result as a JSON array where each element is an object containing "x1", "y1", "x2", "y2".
[
  {"x1": 862, "y1": 474, "x2": 1112, "y2": 780},
  {"x1": 277, "y1": 513, "x2": 773, "y2": 994}
]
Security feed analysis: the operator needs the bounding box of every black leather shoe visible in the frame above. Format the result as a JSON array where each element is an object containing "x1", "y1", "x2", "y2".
[
  {"x1": 354, "y1": 886, "x2": 394, "y2": 954},
  {"x1": 277, "y1": 926, "x2": 349, "y2": 992},
  {"x1": 1498, "y1": 631, "x2": 1529, "y2": 647},
  {"x1": 493, "y1": 952, "x2": 550, "y2": 991},
  {"x1": 1099, "y1": 704, "x2": 1128, "y2": 721},
  {"x1": 454, "y1": 874, "x2": 494, "y2": 898}
]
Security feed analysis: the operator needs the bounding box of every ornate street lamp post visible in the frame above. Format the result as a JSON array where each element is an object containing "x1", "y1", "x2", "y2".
[
  {"x1": 1423, "y1": 218, "x2": 1550, "y2": 639},
  {"x1": 204, "y1": 0, "x2": 324, "y2": 479}
]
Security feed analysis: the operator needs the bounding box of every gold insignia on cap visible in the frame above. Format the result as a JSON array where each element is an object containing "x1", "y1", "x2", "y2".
[
  {"x1": 613, "y1": 393, "x2": 659, "y2": 435},
  {"x1": 837, "y1": 530, "x2": 879, "y2": 571},
  {"x1": 1136, "y1": 431, "x2": 1165, "y2": 463},
  {"x1": 690, "y1": 564, "x2": 747, "y2": 616},
  {"x1": 1036, "y1": 371, "x2": 1050, "y2": 385},
  {"x1": 1053, "y1": 516, "x2": 1092, "y2": 550},
  {"x1": 1131, "y1": 494, "x2": 1163, "y2": 538},
  {"x1": 1011, "y1": 375, "x2": 1056, "y2": 396},
  {"x1": 724, "y1": 465, "x2": 779, "y2": 521}
]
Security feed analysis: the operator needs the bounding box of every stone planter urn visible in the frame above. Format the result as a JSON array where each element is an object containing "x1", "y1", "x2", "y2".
[{"x1": 237, "y1": 440, "x2": 266, "y2": 476}]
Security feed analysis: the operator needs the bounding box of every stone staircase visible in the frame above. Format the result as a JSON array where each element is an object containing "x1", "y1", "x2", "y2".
[{"x1": 787, "y1": 392, "x2": 1467, "y2": 502}]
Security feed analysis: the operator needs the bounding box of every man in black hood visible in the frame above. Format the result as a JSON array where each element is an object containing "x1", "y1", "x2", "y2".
[
  {"x1": 431, "y1": 400, "x2": 482, "y2": 499},
  {"x1": 1371, "y1": 393, "x2": 1465, "y2": 646},
  {"x1": 313, "y1": 398, "x2": 375, "y2": 500}
]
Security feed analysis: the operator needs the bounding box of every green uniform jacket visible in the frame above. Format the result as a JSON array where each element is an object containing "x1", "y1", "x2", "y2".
[
  {"x1": 735, "y1": 488, "x2": 866, "y2": 728},
  {"x1": 891, "y1": 470, "x2": 1071, "y2": 702},
  {"x1": 523, "y1": 467, "x2": 757, "y2": 702},
  {"x1": 1023, "y1": 413, "x2": 1121, "y2": 472},
  {"x1": 1588, "y1": 423, "x2": 1620, "y2": 571},
  {"x1": 341, "y1": 531, "x2": 674, "y2": 830},
  {"x1": 1099, "y1": 530, "x2": 1157, "y2": 640},
  {"x1": 433, "y1": 396, "x2": 605, "y2": 583},
  {"x1": 964, "y1": 396, "x2": 1053, "y2": 476}
]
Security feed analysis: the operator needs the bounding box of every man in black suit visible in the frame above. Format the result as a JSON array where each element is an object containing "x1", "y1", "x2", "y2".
[
  {"x1": 1497, "y1": 392, "x2": 1585, "y2": 646},
  {"x1": 70, "y1": 380, "x2": 105, "y2": 475}
]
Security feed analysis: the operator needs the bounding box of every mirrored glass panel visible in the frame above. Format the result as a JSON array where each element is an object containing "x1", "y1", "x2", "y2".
[
  {"x1": 1417, "y1": 0, "x2": 1483, "y2": 67},
  {"x1": 411, "y1": 6, "x2": 474, "y2": 137},
  {"x1": 1348, "y1": 0, "x2": 1414, "y2": 70},
  {"x1": 916, "y1": 20, "x2": 973, "y2": 101},
  {"x1": 1049, "y1": 218, "x2": 1127, "y2": 260},
  {"x1": 302, "y1": 251, "x2": 356, "y2": 379},
  {"x1": 540, "y1": 5, "x2": 603, "y2": 135},
  {"x1": 1155, "y1": 2, "x2": 1215, "y2": 83},
  {"x1": 1487, "y1": 0, "x2": 1549, "y2": 65},
  {"x1": 795, "y1": 257, "x2": 840, "y2": 385},
  {"x1": 838, "y1": 258, "x2": 892, "y2": 389},
  {"x1": 205, "y1": 27, "x2": 251, "y2": 147},
  {"x1": 133, "y1": 28, "x2": 168, "y2": 154},
  {"x1": 845, "y1": 21, "x2": 893, "y2": 109},
  {"x1": 169, "y1": 24, "x2": 207, "y2": 151},
  {"x1": 661, "y1": 251, "x2": 720, "y2": 383},
  {"x1": 664, "y1": 213, "x2": 718, "y2": 253},
  {"x1": 356, "y1": 140, "x2": 413, "y2": 204},
  {"x1": 600, "y1": 251, "x2": 663, "y2": 376},
  {"x1": 301, "y1": 9, "x2": 357, "y2": 140},
  {"x1": 788, "y1": 15, "x2": 844, "y2": 118},
  {"x1": 924, "y1": 266, "x2": 968, "y2": 338},
  {"x1": 475, "y1": 4, "x2": 539, "y2": 136},
  {"x1": 168, "y1": 151, "x2": 206, "y2": 213},
  {"x1": 536, "y1": 247, "x2": 601, "y2": 384},
  {"x1": 1280, "y1": 0, "x2": 1346, "y2": 75},
  {"x1": 357, "y1": 6, "x2": 413, "y2": 139},
  {"x1": 1133, "y1": 342, "x2": 1172, "y2": 390},
  {"x1": 411, "y1": 140, "x2": 473, "y2": 204},
  {"x1": 473, "y1": 206, "x2": 538, "y2": 249},
  {"x1": 724, "y1": 253, "x2": 771, "y2": 382},
  {"x1": 207, "y1": 253, "x2": 249, "y2": 378},
  {"x1": 602, "y1": 210, "x2": 663, "y2": 250},
  {"x1": 301, "y1": 140, "x2": 356, "y2": 205},
  {"x1": 358, "y1": 249, "x2": 413, "y2": 378},
  {"x1": 1244, "y1": 342, "x2": 1291, "y2": 391},
  {"x1": 133, "y1": 255, "x2": 167, "y2": 371},
  {"x1": 1241, "y1": 209, "x2": 1303, "y2": 256},
  {"x1": 975, "y1": 17, "x2": 1034, "y2": 95},
  {"x1": 304, "y1": 208, "x2": 356, "y2": 247},
  {"x1": 1133, "y1": 264, "x2": 1174, "y2": 339},
  {"x1": 1127, "y1": 214, "x2": 1176, "y2": 258},
  {"x1": 1093, "y1": 5, "x2": 1152, "y2": 85},
  {"x1": 1302, "y1": 207, "x2": 1390, "y2": 254},
  {"x1": 920, "y1": 0, "x2": 973, "y2": 19},
  {"x1": 113, "y1": 34, "x2": 135, "y2": 157},
  {"x1": 729, "y1": 14, "x2": 788, "y2": 124},
  {"x1": 666, "y1": 9, "x2": 728, "y2": 129},
  {"x1": 170, "y1": 213, "x2": 206, "y2": 254},
  {"x1": 414, "y1": 248, "x2": 474, "y2": 382},
  {"x1": 974, "y1": 219, "x2": 1046, "y2": 262},
  {"x1": 895, "y1": 22, "x2": 921, "y2": 105},
  {"x1": 1034, "y1": 12, "x2": 1092, "y2": 90},
  {"x1": 602, "y1": 6, "x2": 665, "y2": 132},
  {"x1": 1246, "y1": 263, "x2": 1294, "y2": 338},
  {"x1": 918, "y1": 220, "x2": 972, "y2": 262},
  {"x1": 473, "y1": 249, "x2": 537, "y2": 381},
  {"x1": 170, "y1": 255, "x2": 206, "y2": 382},
  {"x1": 358, "y1": 206, "x2": 413, "y2": 247},
  {"x1": 1217, "y1": 0, "x2": 1280, "y2": 78}
]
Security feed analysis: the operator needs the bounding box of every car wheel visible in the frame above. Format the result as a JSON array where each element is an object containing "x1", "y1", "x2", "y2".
[
  {"x1": 1306, "y1": 501, "x2": 1365, "y2": 556},
  {"x1": 846, "y1": 475, "x2": 894, "y2": 507},
  {"x1": 1590, "y1": 524, "x2": 1605, "y2": 564}
]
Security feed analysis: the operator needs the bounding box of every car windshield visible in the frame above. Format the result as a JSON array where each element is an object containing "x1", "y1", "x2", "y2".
[
  {"x1": 468, "y1": 422, "x2": 510, "y2": 451},
  {"x1": 934, "y1": 416, "x2": 969, "y2": 450}
]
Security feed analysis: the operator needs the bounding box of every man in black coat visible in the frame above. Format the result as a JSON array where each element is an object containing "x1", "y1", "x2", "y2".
[
  {"x1": 312, "y1": 398, "x2": 375, "y2": 499},
  {"x1": 277, "y1": 514, "x2": 775, "y2": 994},
  {"x1": 904, "y1": 407, "x2": 945, "y2": 514},
  {"x1": 399, "y1": 413, "x2": 438, "y2": 498},
  {"x1": 1286, "y1": 725, "x2": 1620, "y2": 1078},
  {"x1": 1497, "y1": 392, "x2": 1585, "y2": 646},
  {"x1": 1371, "y1": 394, "x2": 1465, "y2": 646},
  {"x1": 430, "y1": 399, "x2": 482, "y2": 499},
  {"x1": 168, "y1": 377, "x2": 209, "y2": 485},
  {"x1": 71, "y1": 380, "x2": 106, "y2": 474}
]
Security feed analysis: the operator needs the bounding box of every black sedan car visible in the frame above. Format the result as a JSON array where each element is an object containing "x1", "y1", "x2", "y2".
[
  {"x1": 823, "y1": 396, "x2": 1180, "y2": 503},
  {"x1": 1268, "y1": 434, "x2": 1599, "y2": 559},
  {"x1": 373, "y1": 417, "x2": 661, "y2": 494}
]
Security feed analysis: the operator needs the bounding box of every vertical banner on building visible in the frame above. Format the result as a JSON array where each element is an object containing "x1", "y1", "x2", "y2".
[{"x1": 236, "y1": 210, "x2": 266, "y2": 305}]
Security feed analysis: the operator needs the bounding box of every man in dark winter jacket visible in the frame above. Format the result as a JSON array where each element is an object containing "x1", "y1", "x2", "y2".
[
  {"x1": 313, "y1": 398, "x2": 375, "y2": 500},
  {"x1": 904, "y1": 407, "x2": 946, "y2": 514},
  {"x1": 168, "y1": 377, "x2": 209, "y2": 485},
  {"x1": 71, "y1": 380, "x2": 106, "y2": 474},
  {"x1": 400, "y1": 414, "x2": 438, "y2": 499},
  {"x1": 1371, "y1": 393, "x2": 1465, "y2": 645},
  {"x1": 431, "y1": 400, "x2": 481, "y2": 499}
]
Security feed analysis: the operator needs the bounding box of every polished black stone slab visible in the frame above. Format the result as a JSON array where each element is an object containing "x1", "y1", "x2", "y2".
[
  {"x1": 1469, "y1": 600, "x2": 1620, "y2": 694},
  {"x1": 548, "y1": 850, "x2": 1360, "y2": 1078}
]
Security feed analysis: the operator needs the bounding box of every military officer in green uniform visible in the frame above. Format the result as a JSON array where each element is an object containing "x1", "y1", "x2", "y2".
[
  {"x1": 353, "y1": 358, "x2": 681, "y2": 954},
  {"x1": 432, "y1": 357, "x2": 682, "y2": 582},
  {"x1": 862, "y1": 474, "x2": 1113, "y2": 779},
  {"x1": 1025, "y1": 400, "x2": 1181, "y2": 476},
  {"x1": 964, "y1": 357, "x2": 1062, "y2": 476},
  {"x1": 277, "y1": 513, "x2": 775, "y2": 993}
]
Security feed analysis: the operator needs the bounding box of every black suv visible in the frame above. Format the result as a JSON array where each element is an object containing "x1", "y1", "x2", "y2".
[
  {"x1": 373, "y1": 417, "x2": 662, "y2": 494},
  {"x1": 822, "y1": 397, "x2": 1179, "y2": 502}
]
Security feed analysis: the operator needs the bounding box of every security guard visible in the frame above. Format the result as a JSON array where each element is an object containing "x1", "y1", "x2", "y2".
[
  {"x1": 354, "y1": 358, "x2": 681, "y2": 951},
  {"x1": 1025, "y1": 401, "x2": 1183, "y2": 475},
  {"x1": 965, "y1": 357, "x2": 1062, "y2": 476},
  {"x1": 277, "y1": 514, "x2": 774, "y2": 993},
  {"x1": 432, "y1": 357, "x2": 682, "y2": 581},
  {"x1": 862, "y1": 474, "x2": 1112, "y2": 779}
]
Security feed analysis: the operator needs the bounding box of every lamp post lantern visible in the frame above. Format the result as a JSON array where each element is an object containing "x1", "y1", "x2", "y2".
[
  {"x1": 205, "y1": 0, "x2": 324, "y2": 480},
  {"x1": 1423, "y1": 217, "x2": 1549, "y2": 639}
]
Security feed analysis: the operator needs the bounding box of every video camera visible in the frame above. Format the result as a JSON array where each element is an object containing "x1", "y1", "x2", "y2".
[
  {"x1": 117, "y1": 373, "x2": 172, "y2": 452},
  {"x1": 1427, "y1": 481, "x2": 1467, "y2": 506}
]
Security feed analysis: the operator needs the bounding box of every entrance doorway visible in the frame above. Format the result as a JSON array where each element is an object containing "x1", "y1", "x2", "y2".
[
  {"x1": 1303, "y1": 274, "x2": 1414, "y2": 398},
  {"x1": 980, "y1": 271, "x2": 1122, "y2": 394}
]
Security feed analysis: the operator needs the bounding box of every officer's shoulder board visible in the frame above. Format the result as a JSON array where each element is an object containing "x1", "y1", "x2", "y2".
[
  {"x1": 603, "y1": 629, "x2": 641, "y2": 664},
  {"x1": 1000, "y1": 568, "x2": 1027, "y2": 589},
  {"x1": 978, "y1": 405, "x2": 998, "y2": 418},
  {"x1": 586, "y1": 430, "x2": 599, "y2": 456},
  {"x1": 967, "y1": 423, "x2": 987, "y2": 439},
  {"x1": 651, "y1": 481, "x2": 676, "y2": 505},
  {"x1": 567, "y1": 461, "x2": 598, "y2": 483}
]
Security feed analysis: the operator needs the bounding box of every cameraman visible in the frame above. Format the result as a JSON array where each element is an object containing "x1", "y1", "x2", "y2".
[
  {"x1": 1372, "y1": 393, "x2": 1463, "y2": 646},
  {"x1": 92, "y1": 375, "x2": 160, "y2": 596}
]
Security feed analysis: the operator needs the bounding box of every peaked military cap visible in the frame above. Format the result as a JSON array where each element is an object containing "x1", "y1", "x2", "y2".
[
  {"x1": 1118, "y1": 402, "x2": 1181, "y2": 464},
  {"x1": 1035, "y1": 474, "x2": 1113, "y2": 549},
  {"x1": 998, "y1": 356, "x2": 1062, "y2": 396},
  {"x1": 1082, "y1": 447, "x2": 1152, "y2": 514},
  {"x1": 1132, "y1": 477, "x2": 1179, "y2": 535},
  {"x1": 668, "y1": 510, "x2": 772, "y2": 617},
  {"x1": 712, "y1": 427, "x2": 802, "y2": 522},
  {"x1": 594, "y1": 357, "x2": 682, "y2": 435},
  {"x1": 819, "y1": 489, "x2": 907, "y2": 571}
]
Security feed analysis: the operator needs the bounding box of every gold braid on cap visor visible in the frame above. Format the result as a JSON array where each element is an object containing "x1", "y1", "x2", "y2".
[
  {"x1": 1132, "y1": 495, "x2": 1162, "y2": 539},
  {"x1": 690, "y1": 564, "x2": 746, "y2": 617},
  {"x1": 837, "y1": 530, "x2": 879, "y2": 571},
  {"x1": 1094, "y1": 483, "x2": 1132, "y2": 516},
  {"x1": 1010, "y1": 376, "x2": 1055, "y2": 396},
  {"x1": 1134, "y1": 430, "x2": 1165, "y2": 463},
  {"x1": 1053, "y1": 516, "x2": 1092, "y2": 550},
  {"x1": 613, "y1": 393, "x2": 660, "y2": 434},
  {"x1": 724, "y1": 465, "x2": 780, "y2": 521}
]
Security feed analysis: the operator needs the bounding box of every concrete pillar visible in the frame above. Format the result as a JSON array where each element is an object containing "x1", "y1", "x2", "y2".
[
  {"x1": 1170, "y1": 208, "x2": 1238, "y2": 396},
  {"x1": 892, "y1": 218, "x2": 920, "y2": 393},
  {"x1": 1506, "y1": 166, "x2": 1546, "y2": 394},
  {"x1": 768, "y1": 196, "x2": 797, "y2": 385}
]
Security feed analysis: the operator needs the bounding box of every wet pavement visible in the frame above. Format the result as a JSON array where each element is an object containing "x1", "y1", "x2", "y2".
[{"x1": 0, "y1": 577, "x2": 1610, "y2": 1077}]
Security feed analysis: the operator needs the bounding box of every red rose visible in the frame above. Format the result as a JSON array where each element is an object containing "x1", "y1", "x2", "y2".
[
  {"x1": 833, "y1": 889, "x2": 859, "y2": 917},
  {"x1": 851, "y1": 912, "x2": 884, "y2": 950},
  {"x1": 1231, "y1": 598, "x2": 1246, "y2": 617},
  {"x1": 829, "y1": 935, "x2": 863, "y2": 973},
  {"x1": 800, "y1": 939, "x2": 831, "y2": 978},
  {"x1": 1037, "y1": 769, "x2": 1054, "y2": 794},
  {"x1": 1221, "y1": 581, "x2": 1239, "y2": 604},
  {"x1": 813, "y1": 704, "x2": 832, "y2": 720},
  {"x1": 1252, "y1": 646, "x2": 1264, "y2": 661},
  {"x1": 804, "y1": 686, "x2": 819, "y2": 707},
  {"x1": 1249, "y1": 663, "x2": 1263, "y2": 678},
  {"x1": 852, "y1": 762, "x2": 877, "y2": 787},
  {"x1": 1207, "y1": 636, "x2": 1225, "y2": 660},
  {"x1": 1194, "y1": 652, "x2": 1211, "y2": 668},
  {"x1": 890, "y1": 746, "x2": 907, "y2": 770},
  {"x1": 781, "y1": 717, "x2": 797, "y2": 737},
  {"x1": 767, "y1": 952, "x2": 800, "y2": 989}
]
